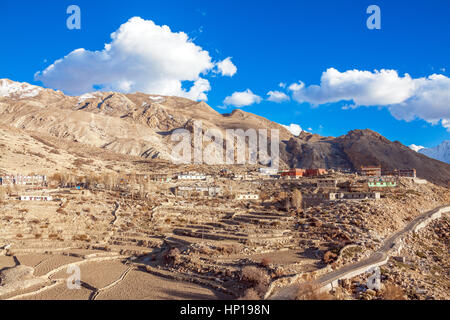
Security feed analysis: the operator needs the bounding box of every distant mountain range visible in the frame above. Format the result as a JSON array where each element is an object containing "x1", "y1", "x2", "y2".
[
  {"x1": 409, "y1": 141, "x2": 450, "y2": 164},
  {"x1": 1, "y1": 79, "x2": 449, "y2": 186}
]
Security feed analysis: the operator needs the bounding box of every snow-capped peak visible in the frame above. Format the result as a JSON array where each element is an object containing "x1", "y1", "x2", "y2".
[
  {"x1": 77, "y1": 92, "x2": 103, "y2": 102},
  {"x1": 281, "y1": 123, "x2": 303, "y2": 136},
  {"x1": 418, "y1": 140, "x2": 450, "y2": 164},
  {"x1": 149, "y1": 96, "x2": 165, "y2": 103},
  {"x1": 409, "y1": 144, "x2": 425, "y2": 152},
  {"x1": 0, "y1": 79, "x2": 43, "y2": 99}
]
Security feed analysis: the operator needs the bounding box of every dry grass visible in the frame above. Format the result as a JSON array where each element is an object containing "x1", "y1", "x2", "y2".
[
  {"x1": 72, "y1": 234, "x2": 90, "y2": 242},
  {"x1": 238, "y1": 288, "x2": 261, "y2": 300},
  {"x1": 295, "y1": 281, "x2": 334, "y2": 300},
  {"x1": 56, "y1": 208, "x2": 67, "y2": 215}
]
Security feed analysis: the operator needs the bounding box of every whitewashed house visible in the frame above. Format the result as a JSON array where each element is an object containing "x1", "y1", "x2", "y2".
[{"x1": 20, "y1": 195, "x2": 53, "y2": 201}]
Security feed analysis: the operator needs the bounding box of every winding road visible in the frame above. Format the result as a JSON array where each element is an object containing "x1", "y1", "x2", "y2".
[{"x1": 270, "y1": 204, "x2": 450, "y2": 299}]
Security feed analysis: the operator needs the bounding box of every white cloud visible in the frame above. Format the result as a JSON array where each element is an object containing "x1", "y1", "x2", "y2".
[
  {"x1": 279, "y1": 82, "x2": 286, "y2": 88},
  {"x1": 281, "y1": 123, "x2": 303, "y2": 136},
  {"x1": 388, "y1": 74, "x2": 450, "y2": 130},
  {"x1": 35, "y1": 17, "x2": 232, "y2": 101},
  {"x1": 215, "y1": 57, "x2": 237, "y2": 77},
  {"x1": 409, "y1": 144, "x2": 425, "y2": 152},
  {"x1": 223, "y1": 89, "x2": 262, "y2": 108},
  {"x1": 267, "y1": 90, "x2": 290, "y2": 103},
  {"x1": 289, "y1": 68, "x2": 450, "y2": 131}
]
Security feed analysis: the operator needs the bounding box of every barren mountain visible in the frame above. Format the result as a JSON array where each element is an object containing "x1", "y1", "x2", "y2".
[
  {"x1": 1, "y1": 79, "x2": 449, "y2": 186},
  {"x1": 0, "y1": 79, "x2": 291, "y2": 163},
  {"x1": 285, "y1": 130, "x2": 450, "y2": 186}
]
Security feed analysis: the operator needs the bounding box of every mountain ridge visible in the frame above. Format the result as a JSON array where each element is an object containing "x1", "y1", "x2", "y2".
[
  {"x1": 417, "y1": 140, "x2": 450, "y2": 164},
  {"x1": 1, "y1": 79, "x2": 449, "y2": 186}
]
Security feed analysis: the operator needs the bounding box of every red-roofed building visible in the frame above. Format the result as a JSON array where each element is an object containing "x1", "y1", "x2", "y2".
[{"x1": 281, "y1": 169, "x2": 306, "y2": 178}]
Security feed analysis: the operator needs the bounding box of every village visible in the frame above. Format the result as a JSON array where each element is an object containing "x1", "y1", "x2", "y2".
[
  {"x1": 0, "y1": 165, "x2": 424, "y2": 207},
  {"x1": 2, "y1": 162, "x2": 448, "y2": 300}
]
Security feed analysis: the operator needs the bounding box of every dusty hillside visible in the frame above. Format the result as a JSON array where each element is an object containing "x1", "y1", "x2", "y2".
[
  {"x1": 1, "y1": 79, "x2": 449, "y2": 185},
  {"x1": 285, "y1": 130, "x2": 450, "y2": 186},
  {"x1": 0, "y1": 80, "x2": 292, "y2": 164}
]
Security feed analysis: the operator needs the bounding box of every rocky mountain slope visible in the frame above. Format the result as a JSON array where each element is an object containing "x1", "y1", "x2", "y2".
[
  {"x1": 285, "y1": 130, "x2": 450, "y2": 186},
  {"x1": 0, "y1": 79, "x2": 291, "y2": 163},
  {"x1": 1, "y1": 79, "x2": 449, "y2": 186}
]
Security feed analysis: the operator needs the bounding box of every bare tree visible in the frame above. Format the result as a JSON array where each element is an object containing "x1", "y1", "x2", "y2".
[
  {"x1": 0, "y1": 187, "x2": 6, "y2": 202},
  {"x1": 259, "y1": 191, "x2": 269, "y2": 202},
  {"x1": 291, "y1": 189, "x2": 303, "y2": 210}
]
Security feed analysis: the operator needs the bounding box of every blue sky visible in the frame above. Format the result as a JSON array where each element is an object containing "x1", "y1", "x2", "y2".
[{"x1": 1, "y1": 0, "x2": 449, "y2": 148}]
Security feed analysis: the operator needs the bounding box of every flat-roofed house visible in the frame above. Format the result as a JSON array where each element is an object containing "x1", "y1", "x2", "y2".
[
  {"x1": 305, "y1": 169, "x2": 327, "y2": 177},
  {"x1": 236, "y1": 193, "x2": 260, "y2": 201},
  {"x1": 382, "y1": 169, "x2": 416, "y2": 178},
  {"x1": 317, "y1": 179, "x2": 337, "y2": 188},
  {"x1": 368, "y1": 177, "x2": 397, "y2": 188},
  {"x1": 281, "y1": 169, "x2": 305, "y2": 179},
  {"x1": 175, "y1": 186, "x2": 222, "y2": 198},
  {"x1": 0, "y1": 174, "x2": 47, "y2": 186},
  {"x1": 259, "y1": 167, "x2": 279, "y2": 175},
  {"x1": 359, "y1": 166, "x2": 382, "y2": 177},
  {"x1": 20, "y1": 195, "x2": 53, "y2": 201},
  {"x1": 177, "y1": 173, "x2": 207, "y2": 180}
]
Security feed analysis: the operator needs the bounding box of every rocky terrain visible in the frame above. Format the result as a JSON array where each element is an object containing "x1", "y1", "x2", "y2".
[
  {"x1": 1, "y1": 79, "x2": 449, "y2": 186},
  {"x1": 286, "y1": 130, "x2": 450, "y2": 186},
  {"x1": 329, "y1": 216, "x2": 449, "y2": 300},
  {"x1": 0, "y1": 78, "x2": 449, "y2": 300},
  {"x1": 0, "y1": 168, "x2": 448, "y2": 300}
]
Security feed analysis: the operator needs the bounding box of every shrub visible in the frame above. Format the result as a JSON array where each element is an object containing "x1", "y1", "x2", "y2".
[
  {"x1": 382, "y1": 284, "x2": 405, "y2": 300},
  {"x1": 241, "y1": 266, "x2": 269, "y2": 284},
  {"x1": 163, "y1": 247, "x2": 181, "y2": 265},
  {"x1": 238, "y1": 288, "x2": 261, "y2": 300},
  {"x1": 260, "y1": 257, "x2": 272, "y2": 268},
  {"x1": 415, "y1": 251, "x2": 427, "y2": 259},
  {"x1": 323, "y1": 251, "x2": 338, "y2": 264},
  {"x1": 56, "y1": 208, "x2": 67, "y2": 215},
  {"x1": 72, "y1": 234, "x2": 90, "y2": 242},
  {"x1": 291, "y1": 189, "x2": 303, "y2": 209},
  {"x1": 241, "y1": 266, "x2": 270, "y2": 297}
]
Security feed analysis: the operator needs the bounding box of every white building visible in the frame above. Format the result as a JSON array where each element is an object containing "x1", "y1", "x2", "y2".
[
  {"x1": 0, "y1": 174, "x2": 47, "y2": 186},
  {"x1": 236, "y1": 193, "x2": 260, "y2": 201},
  {"x1": 20, "y1": 195, "x2": 53, "y2": 201},
  {"x1": 177, "y1": 173, "x2": 207, "y2": 181},
  {"x1": 176, "y1": 186, "x2": 222, "y2": 198},
  {"x1": 259, "y1": 167, "x2": 279, "y2": 175}
]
